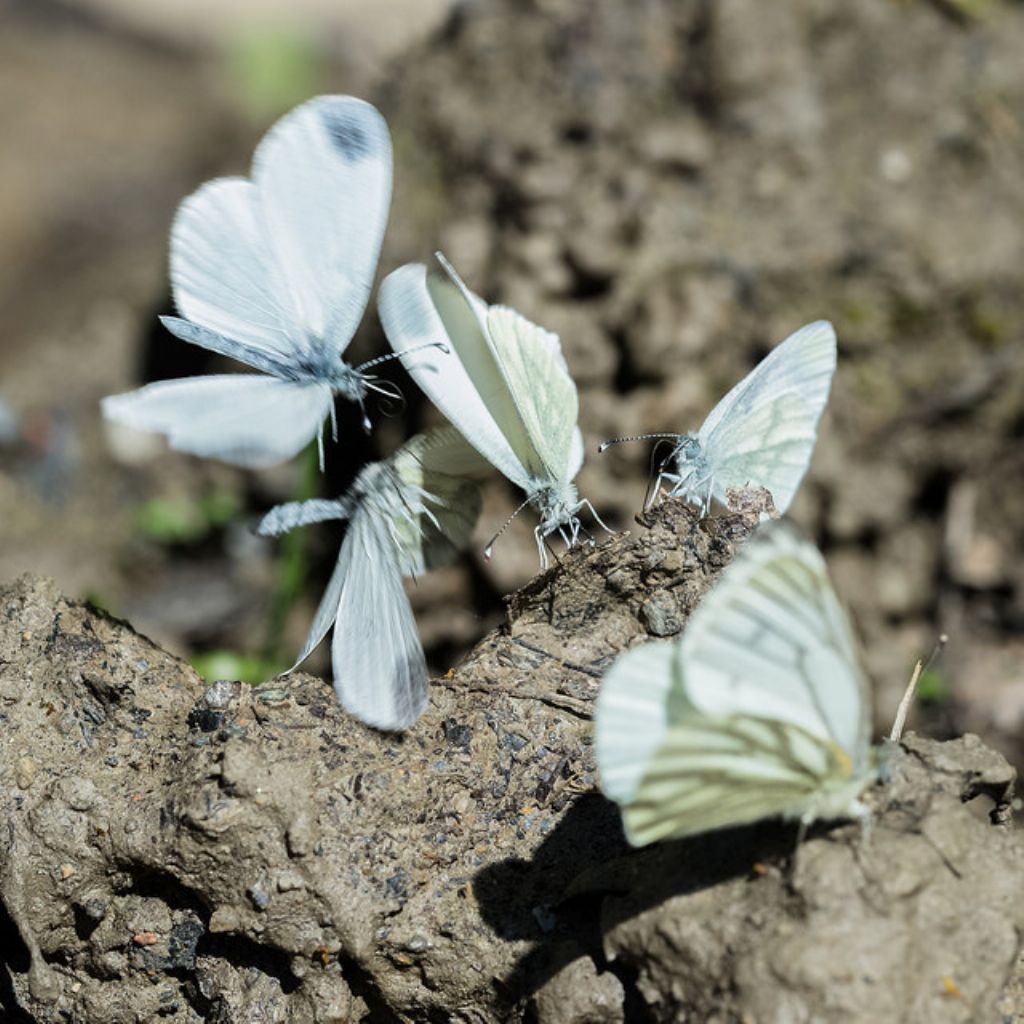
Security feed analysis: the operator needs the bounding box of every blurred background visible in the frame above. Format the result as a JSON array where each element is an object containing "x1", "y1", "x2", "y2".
[{"x1": 1, "y1": 0, "x2": 1021, "y2": 763}]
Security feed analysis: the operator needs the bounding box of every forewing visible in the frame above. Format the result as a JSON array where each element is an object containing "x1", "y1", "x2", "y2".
[
  {"x1": 485, "y1": 304, "x2": 580, "y2": 485},
  {"x1": 622, "y1": 715, "x2": 843, "y2": 846},
  {"x1": 102, "y1": 375, "x2": 333, "y2": 469},
  {"x1": 698, "y1": 321, "x2": 836, "y2": 513},
  {"x1": 169, "y1": 178, "x2": 300, "y2": 363},
  {"x1": 331, "y1": 511, "x2": 429, "y2": 730},
  {"x1": 378, "y1": 263, "x2": 532, "y2": 489},
  {"x1": 679, "y1": 521, "x2": 871, "y2": 770},
  {"x1": 254, "y1": 96, "x2": 391, "y2": 352}
]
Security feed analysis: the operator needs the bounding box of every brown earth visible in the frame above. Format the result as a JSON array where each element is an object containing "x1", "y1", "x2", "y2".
[{"x1": 2, "y1": 499, "x2": 1022, "y2": 1022}]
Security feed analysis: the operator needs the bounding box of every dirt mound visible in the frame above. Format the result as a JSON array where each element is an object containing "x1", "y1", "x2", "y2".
[{"x1": 2, "y1": 501, "x2": 1022, "y2": 1022}]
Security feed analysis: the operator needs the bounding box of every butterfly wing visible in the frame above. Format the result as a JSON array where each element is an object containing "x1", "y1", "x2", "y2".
[
  {"x1": 595, "y1": 521, "x2": 872, "y2": 845},
  {"x1": 391, "y1": 427, "x2": 487, "y2": 575},
  {"x1": 679, "y1": 521, "x2": 871, "y2": 763},
  {"x1": 620, "y1": 714, "x2": 854, "y2": 845},
  {"x1": 330, "y1": 508, "x2": 428, "y2": 730},
  {"x1": 697, "y1": 321, "x2": 836, "y2": 514},
  {"x1": 485, "y1": 304, "x2": 579, "y2": 487},
  {"x1": 102, "y1": 375, "x2": 333, "y2": 469},
  {"x1": 379, "y1": 262, "x2": 535, "y2": 490},
  {"x1": 254, "y1": 95, "x2": 392, "y2": 353},
  {"x1": 169, "y1": 178, "x2": 302, "y2": 365}
]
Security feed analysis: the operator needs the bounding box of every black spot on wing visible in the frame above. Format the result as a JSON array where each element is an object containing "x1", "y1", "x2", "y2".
[{"x1": 320, "y1": 107, "x2": 371, "y2": 161}]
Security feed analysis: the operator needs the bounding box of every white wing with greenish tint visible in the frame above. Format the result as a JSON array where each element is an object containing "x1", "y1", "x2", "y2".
[
  {"x1": 595, "y1": 521, "x2": 874, "y2": 846},
  {"x1": 485, "y1": 304, "x2": 579, "y2": 486},
  {"x1": 698, "y1": 321, "x2": 836, "y2": 514},
  {"x1": 379, "y1": 263, "x2": 535, "y2": 490},
  {"x1": 390, "y1": 427, "x2": 487, "y2": 576},
  {"x1": 679, "y1": 521, "x2": 870, "y2": 765}
]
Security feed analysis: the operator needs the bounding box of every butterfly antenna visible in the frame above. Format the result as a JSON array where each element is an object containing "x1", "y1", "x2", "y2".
[
  {"x1": 598, "y1": 432, "x2": 681, "y2": 453},
  {"x1": 356, "y1": 396, "x2": 372, "y2": 434},
  {"x1": 642, "y1": 439, "x2": 673, "y2": 510},
  {"x1": 364, "y1": 378, "x2": 406, "y2": 418},
  {"x1": 356, "y1": 341, "x2": 449, "y2": 373},
  {"x1": 483, "y1": 495, "x2": 533, "y2": 561},
  {"x1": 889, "y1": 633, "x2": 949, "y2": 742}
]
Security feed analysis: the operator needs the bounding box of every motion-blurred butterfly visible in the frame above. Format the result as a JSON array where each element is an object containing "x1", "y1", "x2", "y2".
[
  {"x1": 104, "y1": 96, "x2": 405, "y2": 468},
  {"x1": 595, "y1": 521, "x2": 875, "y2": 845},
  {"x1": 379, "y1": 252, "x2": 610, "y2": 568},
  {"x1": 600, "y1": 321, "x2": 836, "y2": 515},
  {"x1": 258, "y1": 427, "x2": 487, "y2": 731}
]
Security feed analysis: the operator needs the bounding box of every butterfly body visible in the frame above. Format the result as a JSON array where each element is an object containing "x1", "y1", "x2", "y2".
[{"x1": 653, "y1": 433, "x2": 716, "y2": 513}]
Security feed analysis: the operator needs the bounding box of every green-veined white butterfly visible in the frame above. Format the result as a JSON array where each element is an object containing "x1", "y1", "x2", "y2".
[
  {"x1": 378, "y1": 252, "x2": 611, "y2": 568},
  {"x1": 595, "y1": 520, "x2": 875, "y2": 846},
  {"x1": 600, "y1": 321, "x2": 836, "y2": 515},
  {"x1": 258, "y1": 427, "x2": 488, "y2": 730},
  {"x1": 103, "y1": 96, "x2": 411, "y2": 469}
]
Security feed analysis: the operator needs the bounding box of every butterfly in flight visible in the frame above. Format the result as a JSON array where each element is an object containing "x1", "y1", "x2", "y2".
[
  {"x1": 104, "y1": 96, "x2": 418, "y2": 468},
  {"x1": 259, "y1": 427, "x2": 487, "y2": 731}
]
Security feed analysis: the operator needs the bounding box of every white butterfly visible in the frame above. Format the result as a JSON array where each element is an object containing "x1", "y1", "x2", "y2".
[
  {"x1": 258, "y1": 427, "x2": 487, "y2": 731},
  {"x1": 103, "y1": 95, "x2": 403, "y2": 469},
  {"x1": 378, "y1": 252, "x2": 610, "y2": 568},
  {"x1": 595, "y1": 521, "x2": 875, "y2": 846},
  {"x1": 600, "y1": 321, "x2": 837, "y2": 516}
]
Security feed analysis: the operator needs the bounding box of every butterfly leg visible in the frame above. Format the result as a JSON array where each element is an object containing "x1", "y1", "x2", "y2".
[
  {"x1": 575, "y1": 498, "x2": 615, "y2": 538},
  {"x1": 534, "y1": 525, "x2": 550, "y2": 570}
]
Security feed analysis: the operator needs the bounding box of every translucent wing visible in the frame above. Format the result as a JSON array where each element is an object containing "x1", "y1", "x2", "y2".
[
  {"x1": 169, "y1": 178, "x2": 301, "y2": 363},
  {"x1": 391, "y1": 427, "x2": 486, "y2": 576},
  {"x1": 379, "y1": 262, "x2": 534, "y2": 491},
  {"x1": 102, "y1": 376, "x2": 333, "y2": 469},
  {"x1": 330, "y1": 510, "x2": 428, "y2": 730},
  {"x1": 698, "y1": 321, "x2": 836, "y2": 514},
  {"x1": 254, "y1": 95, "x2": 392, "y2": 352},
  {"x1": 679, "y1": 521, "x2": 871, "y2": 766},
  {"x1": 595, "y1": 522, "x2": 873, "y2": 845},
  {"x1": 485, "y1": 303, "x2": 579, "y2": 486},
  {"x1": 567, "y1": 428, "x2": 585, "y2": 481}
]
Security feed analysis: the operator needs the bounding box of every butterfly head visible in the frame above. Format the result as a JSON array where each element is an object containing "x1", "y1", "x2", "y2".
[{"x1": 663, "y1": 433, "x2": 702, "y2": 470}]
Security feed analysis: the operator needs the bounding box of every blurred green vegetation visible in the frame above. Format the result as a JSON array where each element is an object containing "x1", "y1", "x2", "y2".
[
  {"x1": 136, "y1": 490, "x2": 241, "y2": 545},
  {"x1": 223, "y1": 27, "x2": 325, "y2": 121},
  {"x1": 916, "y1": 667, "x2": 950, "y2": 703},
  {"x1": 192, "y1": 649, "x2": 286, "y2": 685}
]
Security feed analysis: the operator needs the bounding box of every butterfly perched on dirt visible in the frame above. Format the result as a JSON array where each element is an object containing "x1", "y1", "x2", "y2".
[
  {"x1": 595, "y1": 521, "x2": 875, "y2": 845},
  {"x1": 601, "y1": 321, "x2": 836, "y2": 515},
  {"x1": 379, "y1": 252, "x2": 610, "y2": 567}
]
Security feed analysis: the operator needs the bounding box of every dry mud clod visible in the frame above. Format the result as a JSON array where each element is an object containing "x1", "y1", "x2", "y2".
[{"x1": 1, "y1": 500, "x2": 1022, "y2": 1022}]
